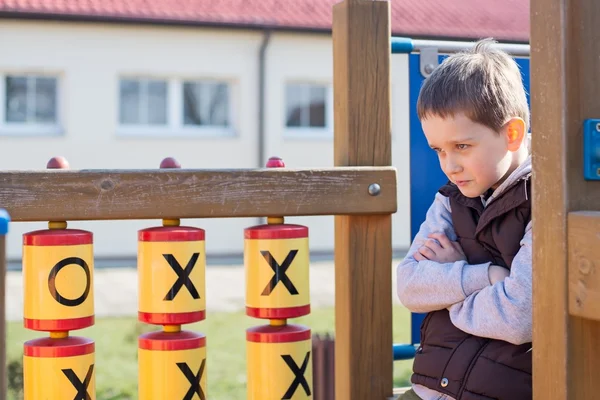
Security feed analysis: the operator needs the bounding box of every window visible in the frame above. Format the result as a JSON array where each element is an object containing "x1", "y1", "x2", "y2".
[
  {"x1": 285, "y1": 83, "x2": 331, "y2": 130},
  {"x1": 117, "y1": 77, "x2": 233, "y2": 137},
  {"x1": 1, "y1": 74, "x2": 61, "y2": 135},
  {"x1": 183, "y1": 81, "x2": 230, "y2": 127},
  {"x1": 119, "y1": 78, "x2": 167, "y2": 125}
]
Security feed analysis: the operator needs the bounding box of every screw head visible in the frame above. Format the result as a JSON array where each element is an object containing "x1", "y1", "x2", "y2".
[
  {"x1": 424, "y1": 64, "x2": 435, "y2": 74},
  {"x1": 368, "y1": 183, "x2": 381, "y2": 196},
  {"x1": 595, "y1": 122, "x2": 600, "y2": 132}
]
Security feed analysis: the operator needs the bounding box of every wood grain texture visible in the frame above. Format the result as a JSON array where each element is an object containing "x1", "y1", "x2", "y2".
[
  {"x1": 0, "y1": 168, "x2": 396, "y2": 221},
  {"x1": 564, "y1": 0, "x2": 600, "y2": 399},
  {"x1": 333, "y1": 1, "x2": 393, "y2": 399},
  {"x1": 532, "y1": 0, "x2": 600, "y2": 398},
  {"x1": 568, "y1": 212, "x2": 600, "y2": 321},
  {"x1": 530, "y1": 0, "x2": 569, "y2": 398}
]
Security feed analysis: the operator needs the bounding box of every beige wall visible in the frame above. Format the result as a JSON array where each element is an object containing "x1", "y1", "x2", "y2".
[{"x1": 0, "y1": 20, "x2": 412, "y2": 261}]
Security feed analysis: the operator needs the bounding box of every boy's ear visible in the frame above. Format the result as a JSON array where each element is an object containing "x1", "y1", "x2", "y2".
[{"x1": 504, "y1": 118, "x2": 526, "y2": 151}]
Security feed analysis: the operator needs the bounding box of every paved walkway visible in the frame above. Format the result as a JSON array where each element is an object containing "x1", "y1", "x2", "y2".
[{"x1": 5, "y1": 259, "x2": 404, "y2": 321}]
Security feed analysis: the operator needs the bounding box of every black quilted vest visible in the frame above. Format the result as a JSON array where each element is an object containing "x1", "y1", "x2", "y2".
[{"x1": 411, "y1": 175, "x2": 532, "y2": 400}]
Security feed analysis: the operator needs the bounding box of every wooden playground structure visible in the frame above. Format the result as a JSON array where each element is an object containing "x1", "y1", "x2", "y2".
[{"x1": 1, "y1": 0, "x2": 600, "y2": 398}]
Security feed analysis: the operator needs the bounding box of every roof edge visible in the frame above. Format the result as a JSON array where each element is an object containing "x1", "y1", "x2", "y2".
[
  {"x1": 0, "y1": 10, "x2": 332, "y2": 34},
  {"x1": 0, "y1": 10, "x2": 530, "y2": 44}
]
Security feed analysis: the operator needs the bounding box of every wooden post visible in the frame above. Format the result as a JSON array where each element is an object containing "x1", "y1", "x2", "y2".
[
  {"x1": 332, "y1": 0, "x2": 393, "y2": 399},
  {"x1": 531, "y1": 0, "x2": 600, "y2": 398}
]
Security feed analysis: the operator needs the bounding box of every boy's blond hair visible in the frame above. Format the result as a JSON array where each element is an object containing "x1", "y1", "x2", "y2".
[{"x1": 417, "y1": 38, "x2": 530, "y2": 134}]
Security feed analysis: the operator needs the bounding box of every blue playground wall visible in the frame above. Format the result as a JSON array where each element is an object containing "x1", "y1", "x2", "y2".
[{"x1": 408, "y1": 53, "x2": 531, "y2": 344}]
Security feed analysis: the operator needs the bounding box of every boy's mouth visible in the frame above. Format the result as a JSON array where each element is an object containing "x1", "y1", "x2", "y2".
[{"x1": 455, "y1": 180, "x2": 471, "y2": 187}]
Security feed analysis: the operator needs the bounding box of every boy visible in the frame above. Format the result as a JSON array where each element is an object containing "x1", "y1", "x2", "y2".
[{"x1": 396, "y1": 38, "x2": 533, "y2": 400}]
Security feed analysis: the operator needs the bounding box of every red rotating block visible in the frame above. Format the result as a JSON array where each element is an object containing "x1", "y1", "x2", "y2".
[
  {"x1": 244, "y1": 224, "x2": 310, "y2": 319},
  {"x1": 23, "y1": 336, "x2": 95, "y2": 398},
  {"x1": 138, "y1": 330, "x2": 207, "y2": 399},
  {"x1": 138, "y1": 226, "x2": 206, "y2": 325},
  {"x1": 246, "y1": 323, "x2": 313, "y2": 399},
  {"x1": 22, "y1": 229, "x2": 95, "y2": 331}
]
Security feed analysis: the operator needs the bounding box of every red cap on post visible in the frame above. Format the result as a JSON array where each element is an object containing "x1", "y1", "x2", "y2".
[
  {"x1": 266, "y1": 156, "x2": 285, "y2": 168},
  {"x1": 160, "y1": 157, "x2": 181, "y2": 169},
  {"x1": 160, "y1": 157, "x2": 181, "y2": 228},
  {"x1": 47, "y1": 156, "x2": 70, "y2": 228},
  {"x1": 46, "y1": 156, "x2": 70, "y2": 169},
  {"x1": 265, "y1": 157, "x2": 285, "y2": 225}
]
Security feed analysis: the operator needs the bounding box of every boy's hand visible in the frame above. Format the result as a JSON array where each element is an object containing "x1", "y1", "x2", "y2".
[
  {"x1": 413, "y1": 232, "x2": 466, "y2": 263},
  {"x1": 488, "y1": 265, "x2": 510, "y2": 284}
]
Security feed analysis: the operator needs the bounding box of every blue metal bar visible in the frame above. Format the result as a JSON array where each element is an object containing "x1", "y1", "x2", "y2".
[
  {"x1": 0, "y1": 209, "x2": 8, "y2": 235},
  {"x1": 393, "y1": 343, "x2": 417, "y2": 360},
  {"x1": 0, "y1": 208, "x2": 9, "y2": 398},
  {"x1": 392, "y1": 37, "x2": 530, "y2": 57},
  {"x1": 391, "y1": 37, "x2": 414, "y2": 54}
]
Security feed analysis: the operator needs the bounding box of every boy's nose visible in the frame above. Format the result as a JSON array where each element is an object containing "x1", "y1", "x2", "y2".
[{"x1": 445, "y1": 160, "x2": 462, "y2": 174}]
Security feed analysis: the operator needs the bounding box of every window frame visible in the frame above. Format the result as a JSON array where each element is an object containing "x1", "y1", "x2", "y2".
[
  {"x1": 0, "y1": 72, "x2": 63, "y2": 137},
  {"x1": 116, "y1": 76, "x2": 236, "y2": 139},
  {"x1": 283, "y1": 81, "x2": 334, "y2": 140}
]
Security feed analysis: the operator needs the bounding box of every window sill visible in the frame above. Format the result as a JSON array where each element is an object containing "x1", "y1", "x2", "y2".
[
  {"x1": 116, "y1": 126, "x2": 237, "y2": 139},
  {"x1": 0, "y1": 125, "x2": 64, "y2": 137}
]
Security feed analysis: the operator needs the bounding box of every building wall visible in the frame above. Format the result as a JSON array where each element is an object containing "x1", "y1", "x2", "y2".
[{"x1": 0, "y1": 20, "x2": 412, "y2": 262}]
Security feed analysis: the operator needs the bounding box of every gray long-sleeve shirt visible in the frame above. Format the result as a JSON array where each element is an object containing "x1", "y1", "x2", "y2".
[{"x1": 396, "y1": 156, "x2": 533, "y2": 400}]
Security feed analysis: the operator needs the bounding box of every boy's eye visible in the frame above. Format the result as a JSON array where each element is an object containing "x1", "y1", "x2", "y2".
[{"x1": 456, "y1": 144, "x2": 470, "y2": 150}]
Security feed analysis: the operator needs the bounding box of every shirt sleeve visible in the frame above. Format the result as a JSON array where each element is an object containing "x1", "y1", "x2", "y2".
[
  {"x1": 447, "y1": 221, "x2": 533, "y2": 345},
  {"x1": 396, "y1": 193, "x2": 492, "y2": 314}
]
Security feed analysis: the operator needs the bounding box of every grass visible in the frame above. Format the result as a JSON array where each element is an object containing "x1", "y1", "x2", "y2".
[{"x1": 6, "y1": 305, "x2": 415, "y2": 399}]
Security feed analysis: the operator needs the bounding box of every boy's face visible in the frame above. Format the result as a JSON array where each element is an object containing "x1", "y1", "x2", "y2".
[{"x1": 421, "y1": 112, "x2": 516, "y2": 198}]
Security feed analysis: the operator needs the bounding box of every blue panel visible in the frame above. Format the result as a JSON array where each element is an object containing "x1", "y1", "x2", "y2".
[
  {"x1": 583, "y1": 119, "x2": 600, "y2": 180},
  {"x1": 0, "y1": 208, "x2": 9, "y2": 235},
  {"x1": 407, "y1": 54, "x2": 531, "y2": 345}
]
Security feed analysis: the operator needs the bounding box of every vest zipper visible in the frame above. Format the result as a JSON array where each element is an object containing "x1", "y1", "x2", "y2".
[{"x1": 455, "y1": 340, "x2": 491, "y2": 400}]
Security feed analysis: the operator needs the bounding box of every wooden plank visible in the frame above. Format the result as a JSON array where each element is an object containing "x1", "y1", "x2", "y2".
[
  {"x1": 332, "y1": 1, "x2": 393, "y2": 400},
  {"x1": 563, "y1": 0, "x2": 600, "y2": 398},
  {"x1": 0, "y1": 234, "x2": 5, "y2": 398},
  {"x1": 0, "y1": 167, "x2": 396, "y2": 221},
  {"x1": 568, "y1": 212, "x2": 600, "y2": 320},
  {"x1": 529, "y1": 0, "x2": 570, "y2": 391},
  {"x1": 531, "y1": 0, "x2": 600, "y2": 397}
]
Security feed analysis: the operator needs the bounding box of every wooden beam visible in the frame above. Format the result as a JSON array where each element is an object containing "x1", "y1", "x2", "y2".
[
  {"x1": 568, "y1": 212, "x2": 600, "y2": 321},
  {"x1": 0, "y1": 168, "x2": 396, "y2": 221},
  {"x1": 531, "y1": 0, "x2": 600, "y2": 398},
  {"x1": 333, "y1": 1, "x2": 393, "y2": 399}
]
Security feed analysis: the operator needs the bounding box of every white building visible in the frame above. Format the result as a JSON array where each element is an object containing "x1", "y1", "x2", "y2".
[{"x1": 0, "y1": 1, "x2": 529, "y2": 263}]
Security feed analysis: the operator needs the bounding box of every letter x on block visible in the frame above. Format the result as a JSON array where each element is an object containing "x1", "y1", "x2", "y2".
[
  {"x1": 62, "y1": 365, "x2": 94, "y2": 400},
  {"x1": 163, "y1": 253, "x2": 200, "y2": 301},
  {"x1": 260, "y1": 250, "x2": 299, "y2": 296},
  {"x1": 177, "y1": 360, "x2": 206, "y2": 400},
  {"x1": 281, "y1": 352, "x2": 311, "y2": 399}
]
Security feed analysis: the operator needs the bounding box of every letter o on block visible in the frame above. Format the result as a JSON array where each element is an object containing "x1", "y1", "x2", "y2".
[
  {"x1": 138, "y1": 226, "x2": 206, "y2": 325},
  {"x1": 23, "y1": 229, "x2": 95, "y2": 331},
  {"x1": 244, "y1": 224, "x2": 310, "y2": 319}
]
